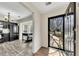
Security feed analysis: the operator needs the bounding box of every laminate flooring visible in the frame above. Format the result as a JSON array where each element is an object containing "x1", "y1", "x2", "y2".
[
  {"x1": 0, "y1": 40, "x2": 32, "y2": 56},
  {"x1": 34, "y1": 47, "x2": 67, "y2": 56}
]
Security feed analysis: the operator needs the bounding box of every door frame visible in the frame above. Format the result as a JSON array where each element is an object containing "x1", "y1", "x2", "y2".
[{"x1": 73, "y1": 2, "x2": 76, "y2": 56}]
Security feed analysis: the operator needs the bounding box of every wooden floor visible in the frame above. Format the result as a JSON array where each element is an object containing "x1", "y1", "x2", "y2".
[
  {"x1": 33, "y1": 47, "x2": 49, "y2": 56},
  {"x1": 33, "y1": 47, "x2": 67, "y2": 56},
  {"x1": 0, "y1": 40, "x2": 67, "y2": 56},
  {"x1": 0, "y1": 40, "x2": 32, "y2": 56}
]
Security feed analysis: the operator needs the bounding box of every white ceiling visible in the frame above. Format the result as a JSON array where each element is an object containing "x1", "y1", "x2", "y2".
[
  {"x1": 0, "y1": 2, "x2": 32, "y2": 21},
  {"x1": 0, "y1": 2, "x2": 69, "y2": 22},
  {"x1": 31, "y1": 2, "x2": 69, "y2": 14}
]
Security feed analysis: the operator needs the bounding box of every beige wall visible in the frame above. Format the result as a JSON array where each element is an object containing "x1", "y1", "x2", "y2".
[{"x1": 41, "y1": 5, "x2": 68, "y2": 47}]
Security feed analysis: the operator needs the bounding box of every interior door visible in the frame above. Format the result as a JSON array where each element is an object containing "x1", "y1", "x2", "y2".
[{"x1": 64, "y1": 2, "x2": 76, "y2": 56}]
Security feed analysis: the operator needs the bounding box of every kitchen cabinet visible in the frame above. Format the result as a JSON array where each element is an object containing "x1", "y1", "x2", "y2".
[{"x1": 0, "y1": 20, "x2": 19, "y2": 43}]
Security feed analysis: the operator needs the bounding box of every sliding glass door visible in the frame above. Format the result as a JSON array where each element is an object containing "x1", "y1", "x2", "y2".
[
  {"x1": 48, "y1": 2, "x2": 76, "y2": 56},
  {"x1": 48, "y1": 16, "x2": 64, "y2": 49}
]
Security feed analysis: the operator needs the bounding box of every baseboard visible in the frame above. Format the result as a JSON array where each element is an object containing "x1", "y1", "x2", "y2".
[{"x1": 32, "y1": 46, "x2": 42, "y2": 54}]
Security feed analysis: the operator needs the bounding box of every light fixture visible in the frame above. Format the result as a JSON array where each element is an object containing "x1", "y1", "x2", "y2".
[
  {"x1": 3, "y1": 12, "x2": 10, "y2": 21},
  {"x1": 8, "y1": 12, "x2": 10, "y2": 22},
  {"x1": 2, "y1": 12, "x2": 10, "y2": 34}
]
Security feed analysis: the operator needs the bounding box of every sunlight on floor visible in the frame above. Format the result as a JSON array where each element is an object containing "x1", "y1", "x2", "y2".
[{"x1": 48, "y1": 48, "x2": 66, "y2": 56}]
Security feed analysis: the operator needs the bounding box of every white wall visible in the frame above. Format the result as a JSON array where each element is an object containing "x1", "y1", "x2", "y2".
[
  {"x1": 76, "y1": 3, "x2": 79, "y2": 56},
  {"x1": 32, "y1": 12, "x2": 41, "y2": 53},
  {"x1": 19, "y1": 23, "x2": 23, "y2": 42},
  {"x1": 41, "y1": 5, "x2": 69, "y2": 47}
]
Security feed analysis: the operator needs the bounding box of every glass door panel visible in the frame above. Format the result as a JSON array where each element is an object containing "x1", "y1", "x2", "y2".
[
  {"x1": 64, "y1": 2, "x2": 76, "y2": 56},
  {"x1": 49, "y1": 16, "x2": 64, "y2": 49}
]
